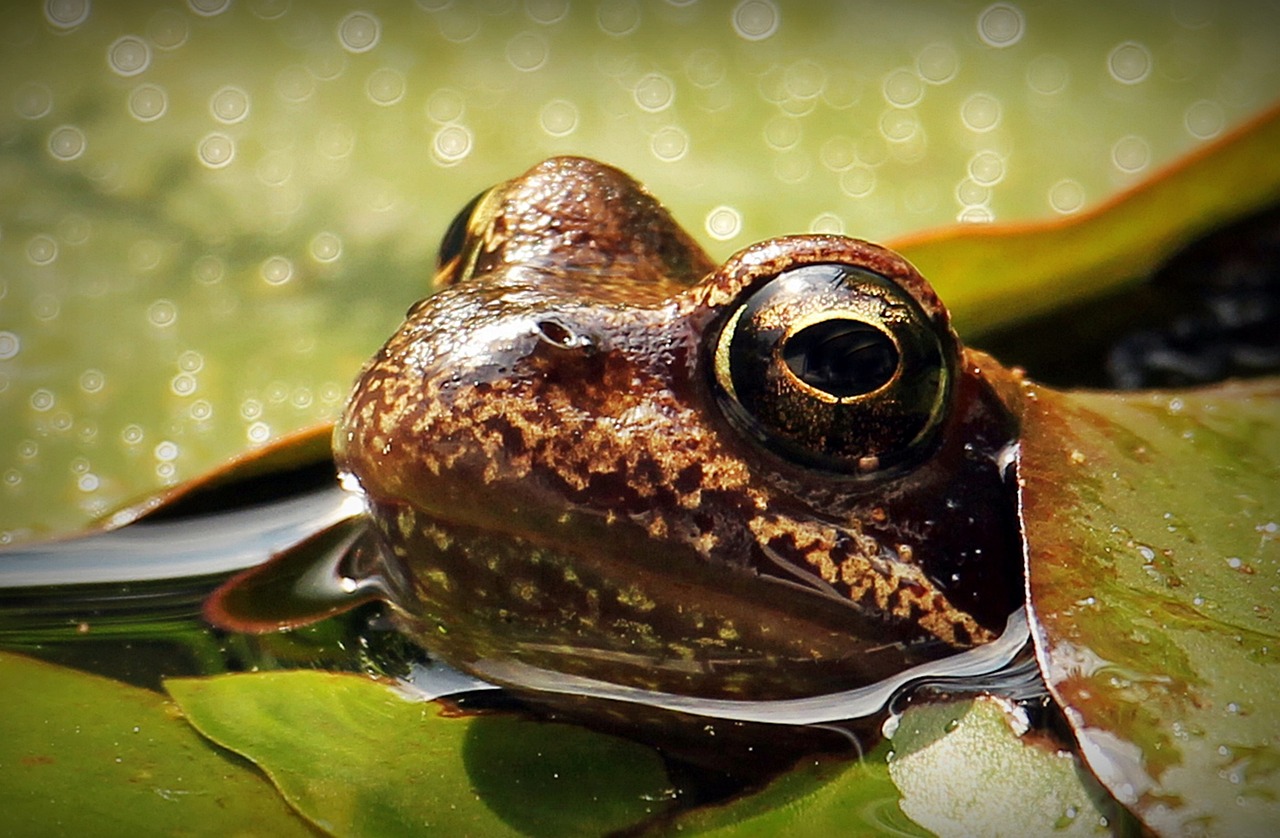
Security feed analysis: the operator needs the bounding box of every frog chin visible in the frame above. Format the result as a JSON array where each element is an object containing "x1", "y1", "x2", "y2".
[{"x1": 366, "y1": 497, "x2": 1002, "y2": 702}]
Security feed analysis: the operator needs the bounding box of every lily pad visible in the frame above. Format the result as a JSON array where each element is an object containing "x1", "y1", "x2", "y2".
[
  {"x1": 1019, "y1": 379, "x2": 1280, "y2": 835},
  {"x1": 654, "y1": 742, "x2": 921, "y2": 837},
  {"x1": 895, "y1": 104, "x2": 1280, "y2": 337},
  {"x1": 888, "y1": 697, "x2": 1120, "y2": 837},
  {"x1": 165, "y1": 670, "x2": 673, "y2": 836},
  {"x1": 0, "y1": 651, "x2": 312, "y2": 836},
  {"x1": 662, "y1": 696, "x2": 1121, "y2": 837}
]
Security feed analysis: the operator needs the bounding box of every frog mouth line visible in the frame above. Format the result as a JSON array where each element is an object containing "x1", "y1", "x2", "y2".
[{"x1": 464, "y1": 607, "x2": 1032, "y2": 725}]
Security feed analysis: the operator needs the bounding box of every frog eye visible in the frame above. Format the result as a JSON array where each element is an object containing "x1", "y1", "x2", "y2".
[
  {"x1": 712, "y1": 262, "x2": 954, "y2": 476},
  {"x1": 433, "y1": 189, "x2": 489, "y2": 287}
]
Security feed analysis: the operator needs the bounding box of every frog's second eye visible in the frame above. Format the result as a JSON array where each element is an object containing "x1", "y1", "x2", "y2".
[
  {"x1": 433, "y1": 189, "x2": 489, "y2": 286},
  {"x1": 712, "y1": 263, "x2": 954, "y2": 476}
]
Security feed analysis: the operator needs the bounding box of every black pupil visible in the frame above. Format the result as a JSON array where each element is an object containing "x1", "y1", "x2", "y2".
[
  {"x1": 783, "y1": 319, "x2": 899, "y2": 397},
  {"x1": 435, "y1": 190, "x2": 486, "y2": 270}
]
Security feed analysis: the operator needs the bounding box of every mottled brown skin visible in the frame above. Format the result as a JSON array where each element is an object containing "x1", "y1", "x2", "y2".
[{"x1": 335, "y1": 157, "x2": 1023, "y2": 701}]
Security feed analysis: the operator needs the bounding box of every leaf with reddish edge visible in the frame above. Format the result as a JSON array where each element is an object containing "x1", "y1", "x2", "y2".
[{"x1": 1018, "y1": 377, "x2": 1280, "y2": 835}]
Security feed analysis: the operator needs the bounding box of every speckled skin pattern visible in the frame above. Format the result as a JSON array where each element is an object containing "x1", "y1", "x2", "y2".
[{"x1": 335, "y1": 157, "x2": 1023, "y2": 700}]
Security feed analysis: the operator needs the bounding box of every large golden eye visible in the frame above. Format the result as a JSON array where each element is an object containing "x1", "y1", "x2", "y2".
[{"x1": 713, "y1": 262, "x2": 954, "y2": 476}]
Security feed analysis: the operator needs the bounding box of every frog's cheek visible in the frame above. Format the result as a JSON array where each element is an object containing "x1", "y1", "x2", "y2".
[{"x1": 360, "y1": 500, "x2": 958, "y2": 701}]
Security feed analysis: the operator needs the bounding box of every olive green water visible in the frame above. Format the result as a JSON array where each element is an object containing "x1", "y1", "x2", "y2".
[{"x1": 2, "y1": 0, "x2": 1278, "y2": 542}]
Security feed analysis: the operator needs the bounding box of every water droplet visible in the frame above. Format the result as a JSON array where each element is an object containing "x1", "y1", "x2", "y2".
[
  {"x1": 193, "y1": 255, "x2": 224, "y2": 285},
  {"x1": 147, "y1": 299, "x2": 177, "y2": 327},
  {"x1": 79, "y1": 369, "x2": 104, "y2": 393},
  {"x1": 247, "y1": 421, "x2": 271, "y2": 444},
  {"x1": 1226, "y1": 556, "x2": 1242, "y2": 569},
  {"x1": 526, "y1": 0, "x2": 569, "y2": 24},
  {"x1": 148, "y1": 9, "x2": 190, "y2": 49},
  {"x1": 14, "y1": 83, "x2": 53, "y2": 119},
  {"x1": 291, "y1": 387, "x2": 314, "y2": 409},
  {"x1": 32, "y1": 294, "x2": 61, "y2": 322},
  {"x1": 1048, "y1": 179, "x2": 1085, "y2": 214},
  {"x1": 917, "y1": 43, "x2": 959, "y2": 84},
  {"x1": 958, "y1": 205, "x2": 994, "y2": 223},
  {"x1": 188, "y1": 0, "x2": 231, "y2": 15},
  {"x1": 249, "y1": 0, "x2": 290, "y2": 19},
  {"x1": 256, "y1": 152, "x2": 292, "y2": 186},
  {"x1": 705, "y1": 205, "x2": 742, "y2": 241},
  {"x1": 190, "y1": 399, "x2": 213, "y2": 421},
  {"x1": 128, "y1": 84, "x2": 168, "y2": 122},
  {"x1": 26, "y1": 235, "x2": 57, "y2": 265},
  {"x1": 1026, "y1": 53, "x2": 1069, "y2": 94},
  {"x1": 45, "y1": 0, "x2": 90, "y2": 29},
  {"x1": 956, "y1": 178, "x2": 989, "y2": 207},
  {"x1": 732, "y1": 0, "x2": 778, "y2": 41},
  {"x1": 882, "y1": 68, "x2": 923, "y2": 107},
  {"x1": 1111, "y1": 134, "x2": 1150, "y2": 173},
  {"x1": 240, "y1": 398, "x2": 263, "y2": 420},
  {"x1": 426, "y1": 88, "x2": 465, "y2": 123},
  {"x1": 3, "y1": 470, "x2": 22, "y2": 489},
  {"x1": 539, "y1": 99, "x2": 578, "y2": 137},
  {"x1": 977, "y1": 3, "x2": 1024, "y2": 47},
  {"x1": 197, "y1": 133, "x2": 235, "y2": 168},
  {"x1": 0, "y1": 332, "x2": 19, "y2": 360},
  {"x1": 879, "y1": 108, "x2": 919, "y2": 142},
  {"x1": 763, "y1": 115, "x2": 800, "y2": 150},
  {"x1": 77, "y1": 473, "x2": 99, "y2": 492},
  {"x1": 366, "y1": 68, "x2": 405, "y2": 106},
  {"x1": 839, "y1": 165, "x2": 876, "y2": 198},
  {"x1": 260, "y1": 255, "x2": 294, "y2": 286},
  {"x1": 30, "y1": 389, "x2": 55, "y2": 412},
  {"x1": 685, "y1": 48, "x2": 726, "y2": 88},
  {"x1": 634, "y1": 73, "x2": 675, "y2": 112},
  {"x1": 968, "y1": 150, "x2": 1006, "y2": 186},
  {"x1": 809, "y1": 213, "x2": 843, "y2": 235},
  {"x1": 783, "y1": 59, "x2": 825, "y2": 100},
  {"x1": 1184, "y1": 99, "x2": 1224, "y2": 139},
  {"x1": 818, "y1": 136, "x2": 855, "y2": 172},
  {"x1": 506, "y1": 31, "x2": 548, "y2": 72},
  {"x1": 210, "y1": 86, "x2": 250, "y2": 123},
  {"x1": 48, "y1": 125, "x2": 87, "y2": 161},
  {"x1": 108, "y1": 36, "x2": 151, "y2": 77},
  {"x1": 650, "y1": 125, "x2": 688, "y2": 162},
  {"x1": 275, "y1": 65, "x2": 315, "y2": 103},
  {"x1": 338, "y1": 10, "x2": 381, "y2": 52},
  {"x1": 310, "y1": 232, "x2": 342, "y2": 263},
  {"x1": 597, "y1": 0, "x2": 640, "y2": 36},
  {"x1": 154, "y1": 440, "x2": 179, "y2": 462},
  {"x1": 1137, "y1": 544, "x2": 1156, "y2": 561},
  {"x1": 960, "y1": 93, "x2": 1001, "y2": 132},
  {"x1": 432, "y1": 124, "x2": 473, "y2": 165},
  {"x1": 170, "y1": 373, "x2": 197, "y2": 396},
  {"x1": 316, "y1": 123, "x2": 355, "y2": 159},
  {"x1": 1108, "y1": 41, "x2": 1152, "y2": 85},
  {"x1": 121, "y1": 424, "x2": 144, "y2": 445}
]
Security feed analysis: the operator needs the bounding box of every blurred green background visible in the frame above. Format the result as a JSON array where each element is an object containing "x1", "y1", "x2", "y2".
[{"x1": 2, "y1": 0, "x2": 1278, "y2": 541}]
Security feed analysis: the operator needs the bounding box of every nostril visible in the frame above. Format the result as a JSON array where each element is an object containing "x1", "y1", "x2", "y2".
[{"x1": 534, "y1": 318, "x2": 595, "y2": 352}]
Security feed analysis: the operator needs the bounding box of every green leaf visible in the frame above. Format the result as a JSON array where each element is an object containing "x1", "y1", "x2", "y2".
[
  {"x1": 165, "y1": 670, "x2": 673, "y2": 837},
  {"x1": 654, "y1": 741, "x2": 923, "y2": 837},
  {"x1": 1019, "y1": 379, "x2": 1280, "y2": 835},
  {"x1": 888, "y1": 697, "x2": 1120, "y2": 837},
  {"x1": 660, "y1": 695, "x2": 1126, "y2": 837},
  {"x1": 894, "y1": 105, "x2": 1280, "y2": 337},
  {"x1": 0, "y1": 651, "x2": 313, "y2": 837}
]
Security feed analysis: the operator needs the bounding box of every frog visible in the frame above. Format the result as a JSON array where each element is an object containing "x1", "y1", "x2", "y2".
[{"x1": 206, "y1": 156, "x2": 1029, "y2": 708}]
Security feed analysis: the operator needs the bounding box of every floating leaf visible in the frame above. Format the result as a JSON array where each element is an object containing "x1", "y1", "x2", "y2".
[
  {"x1": 1019, "y1": 379, "x2": 1280, "y2": 835},
  {"x1": 889, "y1": 697, "x2": 1121, "y2": 837},
  {"x1": 0, "y1": 651, "x2": 312, "y2": 836},
  {"x1": 654, "y1": 740, "x2": 922, "y2": 837},
  {"x1": 662, "y1": 696, "x2": 1124, "y2": 837},
  {"x1": 165, "y1": 670, "x2": 672, "y2": 837},
  {"x1": 894, "y1": 104, "x2": 1280, "y2": 337}
]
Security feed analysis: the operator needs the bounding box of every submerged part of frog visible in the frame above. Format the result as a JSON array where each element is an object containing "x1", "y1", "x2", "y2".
[{"x1": 214, "y1": 156, "x2": 1027, "y2": 704}]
